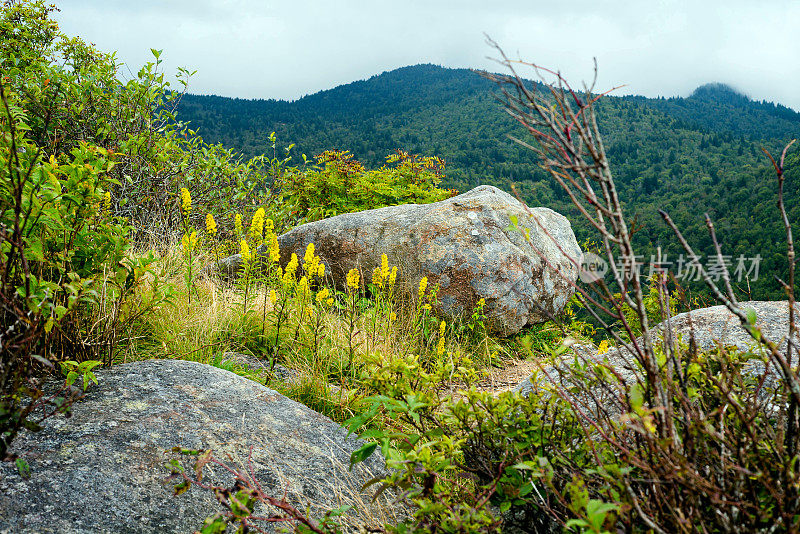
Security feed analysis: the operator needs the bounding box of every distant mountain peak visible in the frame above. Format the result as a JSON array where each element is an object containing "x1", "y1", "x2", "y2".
[{"x1": 690, "y1": 83, "x2": 750, "y2": 104}]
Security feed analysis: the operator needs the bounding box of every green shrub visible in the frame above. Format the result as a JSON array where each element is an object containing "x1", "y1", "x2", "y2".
[
  {"x1": 0, "y1": 79, "x2": 128, "y2": 458},
  {"x1": 2, "y1": 0, "x2": 281, "y2": 242},
  {"x1": 275, "y1": 149, "x2": 456, "y2": 228}
]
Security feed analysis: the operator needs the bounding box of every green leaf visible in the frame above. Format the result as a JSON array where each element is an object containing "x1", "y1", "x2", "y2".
[
  {"x1": 173, "y1": 480, "x2": 191, "y2": 496},
  {"x1": 630, "y1": 382, "x2": 644, "y2": 411},
  {"x1": 65, "y1": 370, "x2": 78, "y2": 387},
  {"x1": 16, "y1": 458, "x2": 31, "y2": 479},
  {"x1": 350, "y1": 442, "x2": 378, "y2": 469},
  {"x1": 199, "y1": 514, "x2": 228, "y2": 534}
]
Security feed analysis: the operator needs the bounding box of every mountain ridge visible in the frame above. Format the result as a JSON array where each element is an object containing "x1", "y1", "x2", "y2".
[{"x1": 175, "y1": 63, "x2": 799, "y2": 300}]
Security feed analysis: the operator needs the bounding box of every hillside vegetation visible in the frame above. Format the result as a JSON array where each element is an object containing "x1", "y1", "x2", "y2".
[
  {"x1": 3, "y1": 2, "x2": 800, "y2": 533},
  {"x1": 178, "y1": 65, "x2": 800, "y2": 300}
]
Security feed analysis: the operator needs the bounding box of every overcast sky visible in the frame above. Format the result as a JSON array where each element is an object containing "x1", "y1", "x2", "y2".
[{"x1": 55, "y1": 0, "x2": 800, "y2": 110}]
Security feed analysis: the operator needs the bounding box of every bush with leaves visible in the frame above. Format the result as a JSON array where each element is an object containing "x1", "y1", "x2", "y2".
[
  {"x1": 0, "y1": 76, "x2": 132, "y2": 460},
  {"x1": 1, "y1": 0, "x2": 281, "y2": 242},
  {"x1": 275, "y1": 149, "x2": 456, "y2": 228}
]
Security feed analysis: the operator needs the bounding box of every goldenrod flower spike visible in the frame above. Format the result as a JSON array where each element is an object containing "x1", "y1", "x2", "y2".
[
  {"x1": 234, "y1": 214, "x2": 243, "y2": 236},
  {"x1": 372, "y1": 266, "x2": 383, "y2": 288},
  {"x1": 380, "y1": 254, "x2": 389, "y2": 280},
  {"x1": 436, "y1": 321, "x2": 446, "y2": 356},
  {"x1": 297, "y1": 276, "x2": 309, "y2": 297},
  {"x1": 249, "y1": 208, "x2": 265, "y2": 243},
  {"x1": 103, "y1": 191, "x2": 112, "y2": 216},
  {"x1": 205, "y1": 213, "x2": 217, "y2": 237},
  {"x1": 182, "y1": 231, "x2": 198, "y2": 253},
  {"x1": 180, "y1": 187, "x2": 191, "y2": 216},
  {"x1": 316, "y1": 287, "x2": 330, "y2": 303},
  {"x1": 388, "y1": 265, "x2": 398, "y2": 287},
  {"x1": 346, "y1": 268, "x2": 360, "y2": 292},
  {"x1": 286, "y1": 253, "x2": 299, "y2": 277},
  {"x1": 418, "y1": 277, "x2": 428, "y2": 300},
  {"x1": 267, "y1": 234, "x2": 280, "y2": 264},
  {"x1": 269, "y1": 289, "x2": 277, "y2": 306},
  {"x1": 303, "y1": 243, "x2": 315, "y2": 266},
  {"x1": 240, "y1": 239, "x2": 251, "y2": 263}
]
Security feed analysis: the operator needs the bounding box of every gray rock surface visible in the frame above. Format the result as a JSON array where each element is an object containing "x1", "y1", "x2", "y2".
[
  {"x1": 516, "y1": 300, "x2": 800, "y2": 396},
  {"x1": 0, "y1": 359, "x2": 395, "y2": 533},
  {"x1": 219, "y1": 185, "x2": 581, "y2": 336}
]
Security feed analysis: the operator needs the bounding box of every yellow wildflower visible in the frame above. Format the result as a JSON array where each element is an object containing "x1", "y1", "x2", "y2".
[
  {"x1": 267, "y1": 233, "x2": 280, "y2": 264},
  {"x1": 283, "y1": 253, "x2": 299, "y2": 287},
  {"x1": 423, "y1": 304, "x2": 431, "y2": 312},
  {"x1": 297, "y1": 276, "x2": 310, "y2": 297},
  {"x1": 305, "y1": 305, "x2": 313, "y2": 318},
  {"x1": 380, "y1": 254, "x2": 389, "y2": 281},
  {"x1": 303, "y1": 243, "x2": 315, "y2": 266},
  {"x1": 372, "y1": 266, "x2": 384, "y2": 289},
  {"x1": 249, "y1": 208, "x2": 265, "y2": 244},
  {"x1": 234, "y1": 213, "x2": 243, "y2": 236},
  {"x1": 205, "y1": 213, "x2": 217, "y2": 237},
  {"x1": 286, "y1": 253, "x2": 299, "y2": 277},
  {"x1": 264, "y1": 218, "x2": 274, "y2": 233},
  {"x1": 103, "y1": 191, "x2": 112, "y2": 216},
  {"x1": 346, "y1": 268, "x2": 360, "y2": 292},
  {"x1": 477, "y1": 298, "x2": 485, "y2": 308},
  {"x1": 418, "y1": 277, "x2": 428, "y2": 300},
  {"x1": 239, "y1": 239, "x2": 251, "y2": 263},
  {"x1": 303, "y1": 243, "x2": 321, "y2": 279},
  {"x1": 436, "y1": 322, "x2": 446, "y2": 356},
  {"x1": 326, "y1": 297, "x2": 334, "y2": 306},
  {"x1": 390, "y1": 312, "x2": 396, "y2": 322},
  {"x1": 317, "y1": 262, "x2": 326, "y2": 278},
  {"x1": 597, "y1": 340, "x2": 610, "y2": 355},
  {"x1": 181, "y1": 231, "x2": 197, "y2": 253},
  {"x1": 269, "y1": 289, "x2": 277, "y2": 306},
  {"x1": 316, "y1": 287, "x2": 331, "y2": 303},
  {"x1": 180, "y1": 187, "x2": 191, "y2": 216},
  {"x1": 388, "y1": 266, "x2": 397, "y2": 287}
]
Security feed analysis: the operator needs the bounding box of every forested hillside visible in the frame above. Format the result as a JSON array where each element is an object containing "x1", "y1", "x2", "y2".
[{"x1": 176, "y1": 64, "x2": 800, "y2": 299}]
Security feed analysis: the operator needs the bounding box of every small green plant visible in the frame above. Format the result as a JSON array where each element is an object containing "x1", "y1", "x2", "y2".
[{"x1": 59, "y1": 360, "x2": 102, "y2": 392}]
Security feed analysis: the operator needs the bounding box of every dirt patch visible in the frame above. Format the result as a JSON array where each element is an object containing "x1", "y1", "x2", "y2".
[{"x1": 474, "y1": 358, "x2": 538, "y2": 395}]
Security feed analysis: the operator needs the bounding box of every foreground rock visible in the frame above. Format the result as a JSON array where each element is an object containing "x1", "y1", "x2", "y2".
[
  {"x1": 516, "y1": 300, "x2": 800, "y2": 395},
  {"x1": 0, "y1": 359, "x2": 395, "y2": 533},
  {"x1": 219, "y1": 185, "x2": 581, "y2": 336}
]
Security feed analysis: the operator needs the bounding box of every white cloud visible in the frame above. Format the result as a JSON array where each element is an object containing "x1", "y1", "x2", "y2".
[{"x1": 54, "y1": 0, "x2": 800, "y2": 110}]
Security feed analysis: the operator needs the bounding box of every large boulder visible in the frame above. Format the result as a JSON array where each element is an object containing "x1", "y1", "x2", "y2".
[
  {"x1": 516, "y1": 300, "x2": 800, "y2": 396},
  {"x1": 0, "y1": 359, "x2": 395, "y2": 533},
  {"x1": 220, "y1": 185, "x2": 581, "y2": 336}
]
